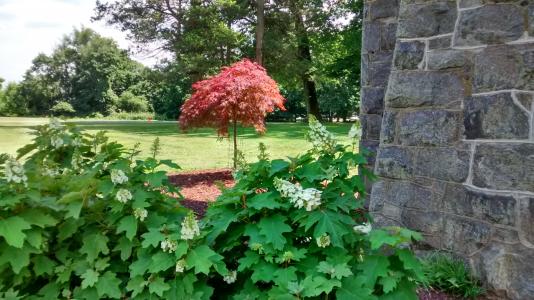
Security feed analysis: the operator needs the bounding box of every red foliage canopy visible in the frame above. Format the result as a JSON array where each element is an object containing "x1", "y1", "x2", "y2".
[{"x1": 178, "y1": 59, "x2": 286, "y2": 136}]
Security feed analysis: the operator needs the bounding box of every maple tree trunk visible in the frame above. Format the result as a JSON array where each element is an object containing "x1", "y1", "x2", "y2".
[
  {"x1": 290, "y1": 3, "x2": 321, "y2": 121},
  {"x1": 233, "y1": 118, "x2": 237, "y2": 169},
  {"x1": 255, "y1": 0, "x2": 265, "y2": 65}
]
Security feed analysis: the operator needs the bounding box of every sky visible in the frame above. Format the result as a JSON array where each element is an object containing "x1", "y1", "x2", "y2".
[{"x1": 0, "y1": 0, "x2": 152, "y2": 83}]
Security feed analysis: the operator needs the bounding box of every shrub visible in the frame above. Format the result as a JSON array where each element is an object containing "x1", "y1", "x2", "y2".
[
  {"x1": 203, "y1": 117, "x2": 425, "y2": 299},
  {"x1": 421, "y1": 252, "x2": 484, "y2": 298},
  {"x1": 118, "y1": 91, "x2": 150, "y2": 113},
  {"x1": 0, "y1": 119, "x2": 225, "y2": 299},
  {"x1": 50, "y1": 101, "x2": 76, "y2": 117}
]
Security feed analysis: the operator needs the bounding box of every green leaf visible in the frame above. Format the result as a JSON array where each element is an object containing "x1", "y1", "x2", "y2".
[
  {"x1": 238, "y1": 251, "x2": 261, "y2": 272},
  {"x1": 160, "y1": 159, "x2": 180, "y2": 170},
  {"x1": 296, "y1": 163, "x2": 326, "y2": 182},
  {"x1": 148, "y1": 252, "x2": 175, "y2": 273},
  {"x1": 247, "y1": 192, "x2": 283, "y2": 210},
  {"x1": 308, "y1": 210, "x2": 350, "y2": 247},
  {"x1": 273, "y1": 267, "x2": 298, "y2": 286},
  {"x1": 380, "y1": 278, "x2": 418, "y2": 300},
  {"x1": 116, "y1": 216, "x2": 137, "y2": 241},
  {"x1": 251, "y1": 261, "x2": 277, "y2": 283},
  {"x1": 141, "y1": 228, "x2": 164, "y2": 248},
  {"x1": 397, "y1": 249, "x2": 424, "y2": 280},
  {"x1": 185, "y1": 245, "x2": 217, "y2": 275},
  {"x1": 126, "y1": 276, "x2": 147, "y2": 298},
  {"x1": 113, "y1": 236, "x2": 133, "y2": 261},
  {"x1": 81, "y1": 269, "x2": 99, "y2": 289},
  {"x1": 33, "y1": 255, "x2": 57, "y2": 276},
  {"x1": 65, "y1": 201, "x2": 83, "y2": 219},
  {"x1": 357, "y1": 255, "x2": 390, "y2": 288},
  {"x1": 301, "y1": 275, "x2": 341, "y2": 297},
  {"x1": 19, "y1": 209, "x2": 58, "y2": 228},
  {"x1": 148, "y1": 277, "x2": 170, "y2": 297},
  {"x1": 368, "y1": 229, "x2": 400, "y2": 250},
  {"x1": 129, "y1": 253, "x2": 152, "y2": 277},
  {"x1": 0, "y1": 244, "x2": 35, "y2": 274},
  {"x1": 58, "y1": 218, "x2": 83, "y2": 241},
  {"x1": 336, "y1": 276, "x2": 376, "y2": 300},
  {"x1": 269, "y1": 159, "x2": 290, "y2": 176},
  {"x1": 317, "y1": 261, "x2": 353, "y2": 280},
  {"x1": 95, "y1": 271, "x2": 122, "y2": 299},
  {"x1": 257, "y1": 215, "x2": 292, "y2": 250},
  {"x1": 0, "y1": 216, "x2": 31, "y2": 248},
  {"x1": 379, "y1": 276, "x2": 398, "y2": 294},
  {"x1": 146, "y1": 171, "x2": 167, "y2": 187},
  {"x1": 81, "y1": 233, "x2": 109, "y2": 262}
]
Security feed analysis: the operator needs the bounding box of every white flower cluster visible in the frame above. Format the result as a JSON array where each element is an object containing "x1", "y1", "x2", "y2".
[
  {"x1": 308, "y1": 116, "x2": 337, "y2": 152},
  {"x1": 49, "y1": 118, "x2": 63, "y2": 130},
  {"x1": 223, "y1": 270, "x2": 237, "y2": 284},
  {"x1": 133, "y1": 208, "x2": 148, "y2": 221},
  {"x1": 42, "y1": 167, "x2": 60, "y2": 177},
  {"x1": 316, "y1": 234, "x2": 331, "y2": 248},
  {"x1": 71, "y1": 153, "x2": 82, "y2": 170},
  {"x1": 348, "y1": 123, "x2": 362, "y2": 140},
  {"x1": 4, "y1": 156, "x2": 27, "y2": 185},
  {"x1": 111, "y1": 169, "x2": 128, "y2": 185},
  {"x1": 175, "y1": 259, "x2": 186, "y2": 273},
  {"x1": 353, "y1": 223, "x2": 372, "y2": 235},
  {"x1": 180, "y1": 212, "x2": 200, "y2": 240},
  {"x1": 72, "y1": 137, "x2": 82, "y2": 147},
  {"x1": 116, "y1": 189, "x2": 132, "y2": 203},
  {"x1": 51, "y1": 136, "x2": 64, "y2": 149},
  {"x1": 161, "y1": 239, "x2": 178, "y2": 253},
  {"x1": 274, "y1": 178, "x2": 322, "y2": 211}
]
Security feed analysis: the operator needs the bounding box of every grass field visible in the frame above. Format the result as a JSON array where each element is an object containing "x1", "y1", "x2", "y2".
[{"x1": 0, "y1": 117, "x2": 354, "y2": 171}]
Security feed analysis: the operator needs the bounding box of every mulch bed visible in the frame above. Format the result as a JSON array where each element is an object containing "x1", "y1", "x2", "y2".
[
  {"x1": 167, "y1": 169, "x2": 491, "y2": 300},
  {"x1": 168, "y1": 169, "x2": 234, "y2": 216}
]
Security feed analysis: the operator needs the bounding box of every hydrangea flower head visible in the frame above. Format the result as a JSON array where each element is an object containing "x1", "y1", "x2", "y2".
[
  {"x1": 274, "y1": 178, "x2": 322, "y2": 211},
  {"x1": 348, "y1": 123, "x2": 362, "y2": 140},
  {"x1": 116, "y1": 189, "x2": 132, "y2": 203},
  {"x1": 110, "y1": 169, "x2": 128, "y2": 185},
  {"x1": 307, "y1": 115, "x2": 337, "y2": 153},
  {"x1": 175, "y1": 259, "x2": 187, "y2": 273},
  {"x1": 51, "y1": 136, "x2": 64, "y2": 149},
  {"x1": 180, "y1": 212, "x2": 200, "y2": 240},
  {"x1": 4, "y1": 156, "x2": 28, "y2": 186},
  {"x1": 316, "y1": 234, "x2": 331, "y2": 248},
  {"x1": 353, "y1": 223, "x2": 372, "y2": 235},
  {"x1": 223, "y1": 270, "x2": 237, "y2": 284},
  {"x1": 161, "y1": 239, "x2": 178, "y2": 253},
  {"x1": 134, "y1": 208, "x2": 148, "y2": 221}
]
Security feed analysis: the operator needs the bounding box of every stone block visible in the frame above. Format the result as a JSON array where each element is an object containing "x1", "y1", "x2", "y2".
[
  {"x1": 370, "y1": 178, "x2": 437, "y2": 211},
  {"x1": 464, "y1": 93, "x2": 530, "y2": 140},
  {"x1": 398, "y1": 110, "x2": 461, "y2": 146},
  {"x1": 472, "y1": 143, "x2": 534, "y2": 193},
  {"x1": 518, "y1": 197, "x2": 534, "y2": 246},
  {"x1": 492, "y1": 227, "x2": 520, "y2": 245},
  {"x1": 386, "y1": 71, "x2": 465, "y2": 108},
  {"x1": 442, "y1": 216, "x2": 492, "y2": 255},
  {"x1": 401, "y1": 210, "x2": 443, "y2": 245},
  {"x1": 361, "y1": 114, "x2": 382, "y2": 140},
  {"x1": 380, "y1": 22, "x2": 398, "y2": 51},
  {"x1": 414, "y1": 147, "x2": 470, "y2": 182},
  {"x1": 397, "y1": 1, "x2": 457, "y2": 38},
  {"x1": 428, "y1": 35, "x2": 452, "y2": 50},
  {"x1": 375, "y1": 146, "x2": 415, "y2": 179},
  {"x1": 361, "y1": 87, "x2": 385, "y2": 114},
  {"x1": 360, "y1": 139, "x2": 379, "y2": 166},
  {"x1": 441, "y1": 184, "x2": 517, "y2": 226},
  {"x1": 472, "y1": 244, "x2": 534, "y2": 300},
  {"x1": 363, "y1": 21, "x2": 380, "y2": 53},
  {"x1": 366, "y1": 61, "x2": 391, "y2": 87},
  {"x1": 474, "y1": 44, "x2": 534, "y2": 92},
  {"x1": 515, "y1": 92, "x2": 533, "y2": 112},
  {"x1": 368, "y1": 0, "x2": 399, "y2": 20},
  {"x1": 393, "y1": 40, "x2": 425, "y2": 70},
  {"x1": 454, "y1": 4, "x2": 524, "y2": 46},
  {"x1": 427, "y1": 49, "x2": 472, "y2": 70},
  {"x1": 380, "y1": 110, "x2": 397, "y2": 144},
  {"x1": 529, "y1": 4, "x2": 534, "y2": 37}
]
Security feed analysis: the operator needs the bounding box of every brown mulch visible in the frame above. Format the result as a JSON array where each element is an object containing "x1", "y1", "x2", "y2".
[
  {"x1": 168, "y1": 169, "x2": 234, "y2": 216},
  {"x1": 418, "y1": 289, "x2": 460, "y2": 300}
]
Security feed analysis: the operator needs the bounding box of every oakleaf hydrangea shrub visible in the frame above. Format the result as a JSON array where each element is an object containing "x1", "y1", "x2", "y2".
[
  {"x1": 204, "y1": 117, "x2": 425, "y2": 299},
  {"x1": 0, "y1": 120, "x2": 226, "y2": 299}
]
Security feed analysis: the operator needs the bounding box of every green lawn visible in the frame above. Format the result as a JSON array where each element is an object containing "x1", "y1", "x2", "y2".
[{"x1": 0, "y1": 117, "x2": 354, "y2": 171}]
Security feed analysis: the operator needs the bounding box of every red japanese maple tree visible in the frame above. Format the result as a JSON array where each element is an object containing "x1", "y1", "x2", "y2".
[{"x1": 179, "y1": 58, "x2": 286, "y2": 168}]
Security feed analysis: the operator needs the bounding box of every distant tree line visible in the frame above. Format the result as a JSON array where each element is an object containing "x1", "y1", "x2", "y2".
[{"x1": 0, "y1": 0, "x2": 363, "y2": 121}]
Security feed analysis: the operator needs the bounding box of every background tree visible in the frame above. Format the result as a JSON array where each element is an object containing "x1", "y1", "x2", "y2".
[{"x1": 179, "y1": 59, "x2": 285, "y2": 168}]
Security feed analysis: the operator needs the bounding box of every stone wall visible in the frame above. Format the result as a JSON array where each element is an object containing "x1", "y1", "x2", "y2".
[{"x1": 362, "y1": 0, "x2": 534, "y2": 299}]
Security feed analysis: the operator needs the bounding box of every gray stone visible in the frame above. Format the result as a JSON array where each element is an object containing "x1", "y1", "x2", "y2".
[
  {"x1": 360, "y1": 87, "x2": 385, "y2": 114},
  {"x1": 363, "y1": 21, "x2": 380, "y2": 53},
  {"x1": 360, "y1": 139, "x2": 379, "y2": 166},
  {"x1": 454, "y1": 4, "x2": 524, "y2": 46},
  {"x1": 398, "y1": 110, "x2": 461, "y2": 146},
  {"x1": 368, "y1": 0, "x2": 399, "y2": 20},
  {"x1": 370, "y1": 178, "x2": 437, "y2": 210},
  {"x1": 380, "y1": 110, "x2": 397, "y2": 144},
  {"x1": 472, "y1": 143, "x2": 534, "y2": 193},
  {"x1": 464, "y1": 93, "x2": 530, "y2": 139},
  {"x1": 519, "y1": 197, "x2": 534, "y2": 245},
  {"x1": 393, "y1": 40, "x2": 425, "y2": 70},
  {"x1": 380, "y1": 22, "x2": 398, "y2": 51},
  {"x1": 428, "y1": 35, "x2": 452, "y2": 50},
  {"x1": 361, "y1": 114, "x2": 382, "y2": 141},
  {"x1": 366, "y1": 61, "x2": 391, "y2": 87},
  {"x1": 386, "y1": 71, "x2": 465, "y2": 108},
  {"x1": 441, "y1": 184, "x2": 517, "y2": 226},
  {"x1": 414, "y1": 147, "x2": 470, "y2": 182},
  {"x1": 427, "y1": 49, "x2": 472, "y2": 70},
  {"x1": 398, "y1": 1, "x2": 457, "y2": 38},
  {"x1": 473, "y1": 244, "x2": 534, "y2": 299},
  {"x1": 458, "y1": 0, "x2": 482, "y2": 8},
  {"x1": 442, "y1": 216, "x2": 492, "y2": 255},
  {"x1": 530, "y1": 4, "x2": 534, "y2": 37},
  {"x1": 401, "y1": 210, "x2": 443, "y2": 248},
  {"x1": 375, "y1": 146, "x2": 415, "y2": 179},
  {"x1": 474, "y1": 44, "x2": 534, "y2": 92},
  {"x1": 515, "y1": 92, "x2": 533, "y2": 112},
  {"x1": 492, "y1": 227, "x2": 520, "y2": 245}
]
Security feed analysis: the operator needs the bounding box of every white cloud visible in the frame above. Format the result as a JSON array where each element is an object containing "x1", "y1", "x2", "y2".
[{"x1": 0, "y1": 0, "x2": 155, "y2": 83}]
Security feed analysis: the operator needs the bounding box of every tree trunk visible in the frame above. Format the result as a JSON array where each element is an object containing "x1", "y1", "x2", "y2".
[
  {"x1": 290, "y1": 3, "x2": 321, "y2": 121},
  {"x1": 255, "y1": 0, "x2": 265, "y2": 65},
  {"x1": 233, "y1": 118, "x2": 237, "y2": 169}
]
